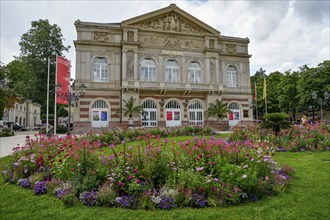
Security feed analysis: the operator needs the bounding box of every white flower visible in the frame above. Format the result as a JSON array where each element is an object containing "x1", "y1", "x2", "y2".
[
  {"x1": 243, "y1": 164, "x2": 248, "y2": 169},
  {"x1": 242, "y1": 174, "x2": 247, "y2": 179}
]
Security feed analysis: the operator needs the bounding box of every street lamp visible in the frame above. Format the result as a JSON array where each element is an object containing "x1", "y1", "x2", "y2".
[
  {"x1": 56, "y1": 81, "x2": 87, "y2": 134},
  {"x1": 312, "y1": 91, "x2": 329, "y2": 122}
]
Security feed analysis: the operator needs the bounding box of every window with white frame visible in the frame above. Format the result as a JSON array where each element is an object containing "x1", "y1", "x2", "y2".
[
  {"x1": 140, "y1": 59, "x2": 156, "y2": 81},
  {"x1": 227, "y1": 66, "x2": 238, "y2": 87},
  {"x1": 188, "y1": 62, "x2": 201, "y2": 83},
  {"x1": 165, "y1": 60, "x2": 180, "y2": 82},
  {"x1": 189, "y1": 101, "x2": 204, "y2": 125},
  {"x1": 93, "y1": 57, "x2": 109, "y2": 82}
]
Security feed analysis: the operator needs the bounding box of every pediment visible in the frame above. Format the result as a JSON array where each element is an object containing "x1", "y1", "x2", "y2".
[{"x1": 122, "y1": 4, "x2": 220, "y2": 36}]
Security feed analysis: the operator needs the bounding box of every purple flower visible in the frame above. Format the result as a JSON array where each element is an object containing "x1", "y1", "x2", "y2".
[
  {"x1": 117, "y1": 195, "x2": 138, "y2": 209},
  {"x1": 34, "y1": 181, "x2": 47, "y2": 195},
  {"x1": 158, "y1": 196, "x2": 175, "y2": 210},
  {"x1": 18, "y1": 179, "x2": 31, "y2": 188},
  {"x1": 81, "y1": 190, "x2": 98, "y2": 207},
  {"x1": 191, "y1": 193, "x2": 207, "y2": 208}
]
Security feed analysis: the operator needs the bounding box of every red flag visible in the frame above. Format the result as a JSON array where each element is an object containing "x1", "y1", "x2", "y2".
[{"x1": 56, "y1": 56, "x2": 70, "y2": 104}]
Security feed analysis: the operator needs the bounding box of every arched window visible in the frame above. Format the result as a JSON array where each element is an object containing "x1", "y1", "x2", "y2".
[
  {"x1": 165, "y1": 60, "x2": 180, "y2": 82},
  {"x1": 227, "y1": 66, "x2": 238, "y2": 87},
  {"x1": 141, "y1": 100, "x2": 157, "y2": 127},
  {"x1": 141, "y1": 59, "x2": 156, "y2": 81},
  {"x1": 93, "y1": 57, "x2": 109, "y2": 82},
  {"x1": 188, "y1": 62, "x2": 201, "y2": 83},
  {"x1": 189, "y1": 101, "x2": 203, "y2": 125},
  {"x1": 228, "y1": 102, "x2": 240, "y2": 109}
]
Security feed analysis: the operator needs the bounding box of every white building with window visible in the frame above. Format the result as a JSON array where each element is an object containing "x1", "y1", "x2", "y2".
[{"x1": 73, "y1": 4, "x2": 253, "y2": 130}]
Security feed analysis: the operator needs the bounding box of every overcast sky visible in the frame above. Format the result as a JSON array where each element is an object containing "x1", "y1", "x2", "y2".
[{"x1": 1, "y1": 0, "x2": 329, "y2": 76}]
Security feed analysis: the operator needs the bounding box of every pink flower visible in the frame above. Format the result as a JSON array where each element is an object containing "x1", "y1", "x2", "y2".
[
  {"x1": 136, "y1": 179, "x2": 141, "y2": 184},
  {"x1": 132, "y1": 168, "x2": 137, "y2": 173},
  {"x1": 196, "y1": 167, "x2": 204, "y2": 171},
  {"x1": 128, "y1": 175, "x2": 133, "y2": 180},
  {"x1": 118, "y1": 181, "x2": 124, "y2": 187},
  {"x1": 265, "y1": 176, "x2": 270, "y2": 181}
]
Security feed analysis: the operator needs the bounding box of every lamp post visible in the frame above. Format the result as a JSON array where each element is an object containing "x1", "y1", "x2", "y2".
[
  {"x1": 312, "y1": 91, "x2": 329, "y2": 122},
  {"x1": 56, "y1": 81, "x2": 86, "y2": 134}
]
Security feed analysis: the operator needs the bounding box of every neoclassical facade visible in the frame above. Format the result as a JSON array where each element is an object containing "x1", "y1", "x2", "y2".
[{"x1": 73, "y1": 4, "x2": 253, "y2": 130}]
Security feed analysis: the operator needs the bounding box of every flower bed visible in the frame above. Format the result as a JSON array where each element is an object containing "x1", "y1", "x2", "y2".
[
  {"x1": 1, "y1": 127, "x2": 294, "y2": 209},
  {"x1": 229, "y1": 123, "x2": 330, "y2": 152}
]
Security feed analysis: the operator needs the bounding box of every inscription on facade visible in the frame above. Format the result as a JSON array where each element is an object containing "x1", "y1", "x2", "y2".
[{"x1": 161, "y1": 50, "x2": 183, "y2": 56}]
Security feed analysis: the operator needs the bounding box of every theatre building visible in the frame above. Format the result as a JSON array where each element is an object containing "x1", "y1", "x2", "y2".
[{"x1": 73, "y1": 4, "x2": 253, "y2": 130}]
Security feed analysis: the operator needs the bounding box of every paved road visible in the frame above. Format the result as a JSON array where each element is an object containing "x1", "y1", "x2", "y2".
[{"x1": 0, "y1": 131, "x2": 41, "y2": 158}]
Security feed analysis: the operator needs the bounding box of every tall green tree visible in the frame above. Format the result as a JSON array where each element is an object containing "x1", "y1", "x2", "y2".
[
  {"x1": 205, "y1": 99, "x2": 230, "y2": 120},
  {"x1": 6, "y1": 19, "x2": 70, "y2": 115}
]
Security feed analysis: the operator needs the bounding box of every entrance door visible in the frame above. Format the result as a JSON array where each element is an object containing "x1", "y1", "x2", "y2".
[
  {"x1": 141, "y1": 100, "x2": 157, "y2": 127},
  {"x1": 91, "y1": 100, "x2": 109, "y2": 128},
  {"x1": 189, "y1": 101, "x2": 204, "y2": 125},
  {"x1": 228, "y1": 102, "x2": 240, "y2": 127},
  {"x1": 166, "y1": 100, "x2": 181, "y2": 127}
]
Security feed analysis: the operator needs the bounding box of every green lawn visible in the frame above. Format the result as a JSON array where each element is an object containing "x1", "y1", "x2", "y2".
[{"x1": 0, "y1": 148, "x2": 329, "y2": 219}]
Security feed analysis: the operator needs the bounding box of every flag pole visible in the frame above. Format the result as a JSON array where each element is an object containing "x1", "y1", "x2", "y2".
[
  {"x1": 54, "y1": 54, "x2": 58, "y2": 135},
  {"x1": 254, "y1": 80, "x2": 258, "y2": 120},
  {"x1": 46, "y1": 57, "x2": 50, "y2": 135}
]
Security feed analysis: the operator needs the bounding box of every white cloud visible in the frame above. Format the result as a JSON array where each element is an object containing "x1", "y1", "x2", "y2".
[{"x1": 1, "y1": 0, "x2": 329, "y2": 77}]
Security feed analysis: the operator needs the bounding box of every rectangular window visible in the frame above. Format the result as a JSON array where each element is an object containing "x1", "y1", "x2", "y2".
[{"x1": 243, "y1": 110, "x2": 249, "y2": 118}]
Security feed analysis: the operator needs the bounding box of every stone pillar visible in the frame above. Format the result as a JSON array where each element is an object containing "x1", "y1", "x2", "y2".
[
  {"x1": 205, "y1": 57, "x2": 210, "y2": 83},
  {"x1": 134, "y1": 51, "x2": 138, "y2": 80},
  {"x1": 122, "y1": 50, "x2": 127, "y2": 80}
]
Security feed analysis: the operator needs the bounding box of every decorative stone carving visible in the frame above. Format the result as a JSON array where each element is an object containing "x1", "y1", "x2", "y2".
[
  {"x1": 142, "y1": 36, "x2": 161, "y2": 45},
  {"x1": 94, "y1": 32, "x2": 109, "y2": 42},
  {"x1": 127, "y1": 31, "x2": 134, "y2": 42},
  {"x1": 209, "y1": 39, "x2": 215, "y2": 49},
  {"x1": 134, "y1": 13, "x2": 208, "y2": 34},
  {"x1": 164, "y1": 35, "x2": 181, "y2": 47},
  {"x1": 126, "y1": 52, "x2": 134, "y2": 80},
  {"x1": 226, "y1": 43, "x2": 237, "y2": 53},
  {"x1": 210, "y1": 58, "x2": 216, "y2": 82}
]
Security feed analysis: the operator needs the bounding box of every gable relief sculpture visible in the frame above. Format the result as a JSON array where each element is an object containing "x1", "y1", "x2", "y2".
[
  {"x1": 226, "y1": 43, "x2": 237, "y2": 53},
  {"x1": 94, "y1": 32, "x2": 109, "y2": 42},
  {"x1": 164, "y1": 35, "x2": 181, "y2": 47},
  {"x1": 133, "y1": 13, "x2": 209, "y2": 35}
]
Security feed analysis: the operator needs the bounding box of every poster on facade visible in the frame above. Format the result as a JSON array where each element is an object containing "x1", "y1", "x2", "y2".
[
  {"x1": 174, "y1": 111, "x2": 180, "y2": 120},
  {"x1": 166, "y1": 111, "x2": 172, "y2": 121},
  {"x1": 93, "y1": 111, "x2": 99, "y2": 121},
  {"x1": 229, "y1": 112, "x2": 233, "y2": 120},
  {"x1": 101, "y1": 111, "x2": 108, "y2": 121},
  {"x1": 234, "y1": 112, "x2": 240, "y2": 120}
]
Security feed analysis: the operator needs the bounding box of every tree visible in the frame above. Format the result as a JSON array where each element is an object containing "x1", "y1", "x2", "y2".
[
  {"x1": 260, "y1": 112, "x2": 292, "y2": 135},
  {"x1": 117, "y1": 97, "x2": 144, "y2": 124},
  {"x1": 6, "y1": 19, "x2": 70, "y2": 116},
  {"x1": 205, "y1": 99, "x2": 230, "y2": 120}
]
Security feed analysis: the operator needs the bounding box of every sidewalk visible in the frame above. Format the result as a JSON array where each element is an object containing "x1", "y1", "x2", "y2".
[{"x1": 0, "y1": 131, "x2": 39, "y2": 158}]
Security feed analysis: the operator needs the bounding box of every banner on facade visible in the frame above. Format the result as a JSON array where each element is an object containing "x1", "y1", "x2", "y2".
[{"x1": 56, "y1": 56, "x2": 71, "y2": 104}]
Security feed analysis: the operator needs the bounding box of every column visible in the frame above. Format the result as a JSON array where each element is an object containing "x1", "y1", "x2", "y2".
[
  {"x1": 122, "y1": 50, "x2": 127, "y2": 80},
  {"x1": 134, "y1": 51, "x2": 138, "y2": 80}
]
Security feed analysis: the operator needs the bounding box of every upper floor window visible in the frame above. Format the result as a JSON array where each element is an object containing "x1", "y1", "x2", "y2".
[
  {"x1": 165, "y1": 60, "x2": 180, "y2": 82},
  {"x1": 93, "y1": 57, "x2": 108, "y2": 82},
  {"x1": 141, "y1": 59, "x2": 156, "y2": 81},
  {"x1": 188, "y1": 62, "x2": 201, "y2": 83},
  {"x1": 227, "y1": 66, "x2": 238, "y2": 87}
]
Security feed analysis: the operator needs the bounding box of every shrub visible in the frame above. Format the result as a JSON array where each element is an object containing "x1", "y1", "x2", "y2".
[{"x1": 0, "y1": 128, "x2": 15, "y2": 137}]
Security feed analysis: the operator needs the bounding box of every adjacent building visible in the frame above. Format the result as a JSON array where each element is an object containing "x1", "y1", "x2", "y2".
[{"x1": 73, "y1": 4, "x2": 253, "y2": 130}]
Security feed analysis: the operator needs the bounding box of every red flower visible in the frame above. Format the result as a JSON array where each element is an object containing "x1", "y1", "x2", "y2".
[
  {"x1": 71, "y1": 168, "x2": 75, "y2": 172},
  {"x1": 58, "y1": 158, "x2": 62, "y2": 162},
  {"x1": 199, "y1": 187, "x2": 204, "y2": 192}
]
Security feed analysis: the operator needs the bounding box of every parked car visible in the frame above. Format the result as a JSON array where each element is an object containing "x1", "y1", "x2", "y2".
[
  {"x1": 4, "y1": 122, "x2": 27, "y2": 131},
  {"x1": 34, "y1": 124, "x2": 47, "y2": 131}
]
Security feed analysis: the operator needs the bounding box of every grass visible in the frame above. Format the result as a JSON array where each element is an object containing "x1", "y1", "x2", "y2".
[{"x1": 0, "y1": 139, "x2": 329, "y2": 220}]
